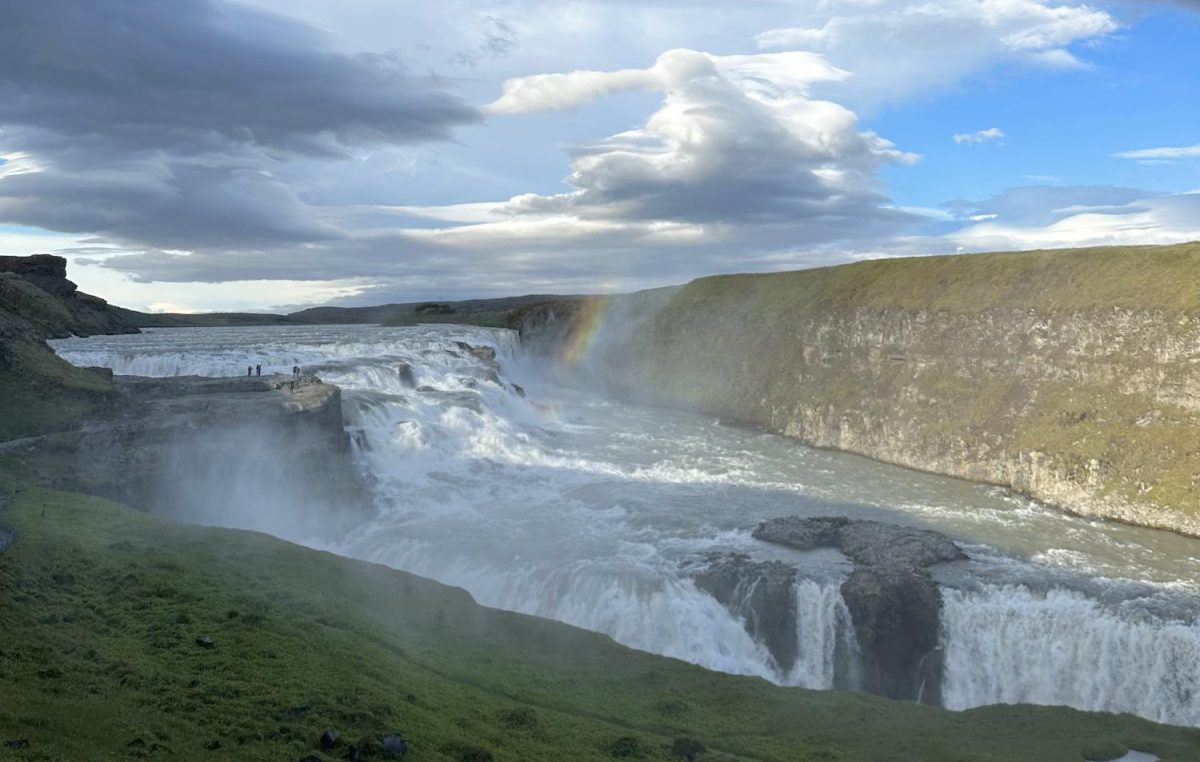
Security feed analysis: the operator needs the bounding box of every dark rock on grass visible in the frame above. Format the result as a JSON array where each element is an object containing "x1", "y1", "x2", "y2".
[
  {"x1": 283, "y1": 704, "x2": 312, "y2": 718},
  {"x1": 4, "y1": 739, "x2": 29, "y2": 749},
  {"x1": 693, "y1": 553, "x2": 798, "y2": 673},
  {"x1": 456, "y1": 747, "x2": 494, "y2": 762},
  {"x1": 204, "y1": 739, "x2": 221, "y2": 750},
  {"x1": 500, "y1": 707, "x2": 538, "y2": 729},
  {"x1": 608, "y1": 735, "x2": 646, "y2": 758},
  {"x1": 670, "y1": 737, "x2": 706, "y2": 760},
  {"x1": 320, "y1": 729, "x2": 341, "y2": 750},
  {"x1": 753, "y1": 516, "x2": 966, "y2": 704},
  {"x1": 195, "y1": 635, "x2": 215, "y2": 649},
  {"x1": 654, "y1": 699, "x2": 689, "y2": 719},
  {"x1": 378, "y1": 733, "x2": 408, "y2": 755}
]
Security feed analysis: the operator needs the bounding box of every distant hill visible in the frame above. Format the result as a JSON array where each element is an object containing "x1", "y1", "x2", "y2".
[{"x1": 121, "y1": 293, "x2": 579, "y2": 328}]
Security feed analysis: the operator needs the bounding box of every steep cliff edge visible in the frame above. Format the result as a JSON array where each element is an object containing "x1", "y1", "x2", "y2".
[
  {"x1": 3, "y1": 374, "x2": 372, "y2": 535},
  {"x1": 0, "y1": 254, "x2": 138, "y2": 338},
  {"x1": 1, "y1": 255, "x2": 370, "y2": 530},
  {"x1": 515, "y1": 242, "x2": 1200, "y2": 536}
]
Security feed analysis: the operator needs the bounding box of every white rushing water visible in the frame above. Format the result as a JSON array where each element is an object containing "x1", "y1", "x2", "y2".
[{"x1": 52, "y1": 324, "x2": 1200, "y2": 726}]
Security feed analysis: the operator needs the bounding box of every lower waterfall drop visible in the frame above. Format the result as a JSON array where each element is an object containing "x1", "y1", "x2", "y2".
[{"x1": 940, "y1": 585, "x2": 1200, "y2": 726}]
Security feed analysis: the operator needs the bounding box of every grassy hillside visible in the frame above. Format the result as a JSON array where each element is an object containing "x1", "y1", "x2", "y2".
[
  {"x1": 672, "y1": 242, "x2": 1200, "y2": 315},
  {"x1": 1, "y1": 487, "x2": 1198, "y2": 762},
  {"x1": 569, "y1": 242, "x2": 1200, "y2": 535},
  {"x1": 0, "y1": 274, "x2": 115, "y2": 440}
]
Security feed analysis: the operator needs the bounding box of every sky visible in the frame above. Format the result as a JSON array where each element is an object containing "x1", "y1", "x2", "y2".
[{"x1": 0, "y1": 0, "x2": 1198, "y2": 313}]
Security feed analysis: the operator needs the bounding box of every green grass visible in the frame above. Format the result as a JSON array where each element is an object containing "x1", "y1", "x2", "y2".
[
  {"x1": 0, "y1": 275, "x2": 116, "y2": 440},
  {"x1": 673, "y1": 242, "x2": 1200, "y2": 315},
  {"x1": 1, "y1": 489, "x2": 1199, "y2": 761}
]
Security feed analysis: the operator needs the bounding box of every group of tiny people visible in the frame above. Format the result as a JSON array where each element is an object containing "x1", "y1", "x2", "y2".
[{"x1": 246, "y1": 363, "x2": 305, "y2": 392}]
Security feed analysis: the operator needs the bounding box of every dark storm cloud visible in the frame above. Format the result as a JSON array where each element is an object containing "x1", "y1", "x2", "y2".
[
  {"x1": 0, "y1": 0, "x2": 478, "y2": 251},
  {"x1": 0, "y1": 0, "x2": 479, "y2": 156}
]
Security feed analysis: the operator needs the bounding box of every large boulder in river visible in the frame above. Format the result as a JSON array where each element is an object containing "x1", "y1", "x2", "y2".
[
  {"x1": 753, "y1": 516, "x2": 965, "y2": 704},
  {"x1": 693, "y1": 554, "x2": 798, "y2": 673},
  {"x1": 455, "y1": 342, "x2": 498, "y2": 364}
]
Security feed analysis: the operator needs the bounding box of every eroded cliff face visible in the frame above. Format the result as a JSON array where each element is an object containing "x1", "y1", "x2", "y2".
[
  {"x1": 7, "y1": 375, "x2": 373, "y2": 537},
  {"x1": 515, "y1": 243, "x2": 1200, "y2": 536},
  {"x1": 0, "y1": 254, "x2": 138, "y2": 338}
]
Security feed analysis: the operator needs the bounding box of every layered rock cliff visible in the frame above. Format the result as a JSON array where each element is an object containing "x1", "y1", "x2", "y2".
[
  {"x1": 0, "y1": 256, "x2": 131, "y2": 439},
  {"x1": 1, "y1": 255, "x2": 371, "y2": 532},
  {"x1": 6, "y1": 374, "x2": 372, "y2": 536},
  {"x1": 514, "y1": 242, "x2": 1200, "y2": 536},
  {"x1": 0, "y1": 254, "x2": 138, "y2": 338}
]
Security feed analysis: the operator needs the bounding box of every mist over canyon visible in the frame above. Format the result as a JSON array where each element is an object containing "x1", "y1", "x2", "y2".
[{"x1": 48, "y1": 315, "x2": 1200, "y2": 729}]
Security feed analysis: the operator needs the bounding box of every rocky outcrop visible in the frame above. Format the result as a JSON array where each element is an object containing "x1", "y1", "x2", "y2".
[
  {"x1": 16, "y1": 375, "x2": 372, "y2": 536},
  {"x1": 693, "y1": 554, "x2": 799, "y2": 673},
  {"x1": 513, "y1": 243, "x2": 1200, "y2": 536},
  {"x1": 0, "y1": 254, "x2": 138, "y2": 337},
  {"x1": 753, "y1": 517, "x2": 965, "y2": 703}
]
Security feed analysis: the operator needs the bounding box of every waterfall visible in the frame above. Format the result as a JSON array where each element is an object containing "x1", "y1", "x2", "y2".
[
  {"x1": 940, "y1": 585, "x2": 1200, "y2": 726},
  {"x1": 789, "y1": 578, "x2": 860, "y2": 690},
  {"x1": 48, "y1": 324, "x2": 1200, "y2": 729}
]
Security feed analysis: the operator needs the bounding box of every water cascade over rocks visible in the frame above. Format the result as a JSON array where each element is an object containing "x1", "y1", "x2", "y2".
[{"x1": 50, "y1": 324, "x2": 1200, "y2": 728}]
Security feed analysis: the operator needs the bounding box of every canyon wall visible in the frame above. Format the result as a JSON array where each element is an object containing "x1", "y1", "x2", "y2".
[{"x1": 514, "y1": 242, "x2": 1200, "y2": 536}]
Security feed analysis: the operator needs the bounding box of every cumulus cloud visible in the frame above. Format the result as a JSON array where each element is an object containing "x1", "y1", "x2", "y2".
[
  {"x1": 953, "y1": 128, "x2": 1006, "y2": 145},
  {"x1": 755, "y1": 0, "x2": 1120, "y2": 107},
  {"x1": 0, "y1": 0, "x2": 1189, "y2": 312},
  {"x1": 1113, "y1": 144, "x2": 1200, "y2": 160},
  {"x1": 487, "y1": 49, "x2": 919, "y2": 234}
]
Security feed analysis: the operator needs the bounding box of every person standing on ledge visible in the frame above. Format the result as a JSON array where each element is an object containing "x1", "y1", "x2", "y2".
[
  {"x1": 292, "y1": 364, "x2": 300, "y2": 377},
  {"x1": 255, "y1": 364, "x2": 262, "y2": 377},
  {"x1": 247, "y1": 365, "x2": 253, "y2": 377}
]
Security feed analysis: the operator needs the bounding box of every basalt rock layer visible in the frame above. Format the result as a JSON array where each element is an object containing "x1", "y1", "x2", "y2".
[
  {"x1": 514, "y1": 242, "x2": 1200, "y2": 536},
  {"x1": 12, "y1": 375, "x2": 372, "y2": 535},
  {"x1": 753, "y1": 516, "x2": 965, "y2": 704}
]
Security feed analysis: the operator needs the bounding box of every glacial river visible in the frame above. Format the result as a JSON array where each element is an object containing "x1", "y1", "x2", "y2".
[{"x1": 52, "y1": 324, "x2": 1200, "y2": 727}]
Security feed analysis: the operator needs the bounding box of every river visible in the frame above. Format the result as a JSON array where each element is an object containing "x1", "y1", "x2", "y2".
[{"x1": 51, "y1": 323, "x2": 1200, "y2": 727}]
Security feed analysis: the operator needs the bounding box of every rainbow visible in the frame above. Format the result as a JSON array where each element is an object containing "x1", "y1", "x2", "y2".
[{"x1": 558, "y1": 296, "x2": 615, "y2": 366}]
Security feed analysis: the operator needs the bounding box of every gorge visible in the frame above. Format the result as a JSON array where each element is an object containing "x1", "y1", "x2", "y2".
[{"x1": 4, "y1": 247, "x2": 1200, "y2": 760}]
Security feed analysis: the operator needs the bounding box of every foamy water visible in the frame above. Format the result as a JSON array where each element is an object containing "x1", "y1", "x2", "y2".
[{"x1": 52, "y1": 324, "x2": 1200, "y2": 726}]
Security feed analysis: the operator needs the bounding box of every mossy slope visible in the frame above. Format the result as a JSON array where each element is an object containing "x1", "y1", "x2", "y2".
[
  {"x1": 0, "y1": 274, "x2": 116, "y2": 440},
  {"x1": 2, "y1": 489, "x2": 1198, "y2": 761},
  {"x1": 672, "y1": 242, "x2": 1200, "y2": 315},
  {"x1": 528, "y1": 243, "x2": 1200, "y2": 534}
]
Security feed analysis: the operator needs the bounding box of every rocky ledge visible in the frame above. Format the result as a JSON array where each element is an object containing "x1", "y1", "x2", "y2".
[
  {"x1": 14, "y1": 374, "x2": 372, "y2": 537},
  {"x1": 693, "y1": 554, "x2": 803, "y2": 676},
  {"x1": 752, "y1": 516, "x2": 965, "y2": 704}
]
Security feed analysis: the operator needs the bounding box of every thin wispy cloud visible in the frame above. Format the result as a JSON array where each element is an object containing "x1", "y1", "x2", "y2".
[
  {"x1": 1113, "y1": 144, "x2": 1200, "y2": 160},
  {"x1": 953, "y1": 128, "x2": 1006, "y2": 145}
]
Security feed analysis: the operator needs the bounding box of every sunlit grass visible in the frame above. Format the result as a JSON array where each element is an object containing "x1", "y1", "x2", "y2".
[{"x1": 2, "y1": 489, "x2": 1198, "y2": 761}]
